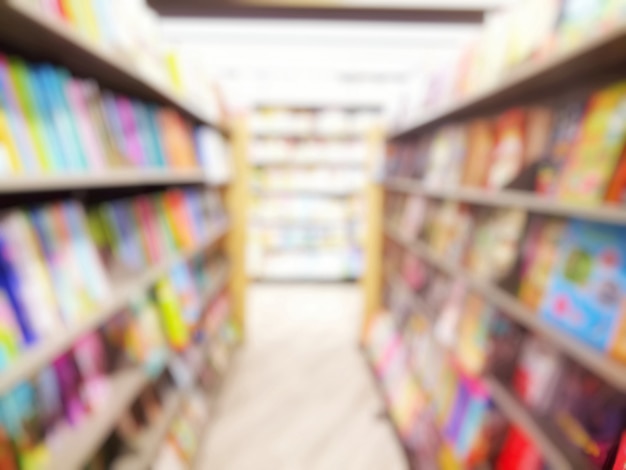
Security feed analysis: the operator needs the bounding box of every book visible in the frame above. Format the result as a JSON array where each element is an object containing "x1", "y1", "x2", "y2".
[
  {"x1": 6, "y1": 57, "x2": 52, "y2": 171},
  {"x1": 154, "y1": 277, "x2": 189, "y2": 350},
  {"x1": 486, "y1": 108, "x2": 526, "y2": 189},
  {"x1": 518, "y1": 217, "x2": 567, "y2": 311},
  {"x1": 0, "y1": 55, "x2": 39, "y2": 172},
  {"x1": 0, "y1": 103, "x2": 21, "y2": 174},
  {"x1": 557, "y1": 81, "x2": 626, "y2": 205},
  {"x1": 461, "y1": 119, "x2": 494, "y2": 188},
  {"x1": 455, "y1": 292, "x2": 495, "y2": 376},
  {"x1": 53, "y1": 353, "x2": 86, "y2": 425},
  {"x1": 0, "y1": 211, "x2": 61, "y2": 343},
  {"x1": 539, "y1": 220, "x2": 626, "y2": 356},
  {"x1": 495, "y1": 426, "x2": 545, "y2": 470}
]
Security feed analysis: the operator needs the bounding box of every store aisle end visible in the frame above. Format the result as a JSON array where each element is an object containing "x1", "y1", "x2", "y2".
[{"x1": 197, "y1": 283, "x2": 408, "y2": 470}]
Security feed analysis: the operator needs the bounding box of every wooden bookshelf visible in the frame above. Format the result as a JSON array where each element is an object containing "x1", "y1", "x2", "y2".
[
  {"x1": 0, "y1": 0, "x2": 225, "y2": 131},
  {"x1": 112, "y1": 391, "x2": 185, "y2": 470},
  {"x1": 44, "y1": 367, "x2": 150, "y2": 470},
  {"x1": 384, "y1": 224, "x2": 626, "y2": 393},
  {"x1": 0, "y1": 169, "x2": 213, "y2": 195},
  {"x1": 390, "y1": 22, "x2": 626, "y2": 139},
  {"x1": 0, "y1": 221, "x2": 229, "y2": 396},
  {"x1": 384, "y1": 178, "x2": 626, "y2": 225}
]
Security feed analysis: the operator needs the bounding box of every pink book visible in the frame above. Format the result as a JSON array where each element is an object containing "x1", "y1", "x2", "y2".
[
  {"x1": 115, "y1": 96, "x2": 146, "y2": 167},
  {"x1": 66, "y1": 80, "x2": 106, "y2": 170}
]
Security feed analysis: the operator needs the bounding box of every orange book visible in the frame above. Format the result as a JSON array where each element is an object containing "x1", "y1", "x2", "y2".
[
  {"x1": 605, "y1": 149, "x2": 626, "y2": 203},
  {"x1": 157, "y1": 110, "x2": 197, "y2": 169},
  {"x1": 486, "y1": 108, "x2": 526, "y2": 189},
  {"x1": 461, "y1": 119, "x2": 494, "y2": 187},
  {"x1": 163, "y1": 190, "x2": 194, "y2": 249}
]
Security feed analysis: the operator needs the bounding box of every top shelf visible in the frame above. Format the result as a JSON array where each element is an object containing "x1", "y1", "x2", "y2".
[
  {"x1": 390, "y1": 23, "x2": 626, "y2": 140},
  {"x1": 0, "y1": 0, "x2": 226, "y2": 132}
]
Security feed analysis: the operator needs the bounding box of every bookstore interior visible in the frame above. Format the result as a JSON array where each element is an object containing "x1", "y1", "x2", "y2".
[{"x1": 2, "y1": 0, "x2": 626, "y2": 469}]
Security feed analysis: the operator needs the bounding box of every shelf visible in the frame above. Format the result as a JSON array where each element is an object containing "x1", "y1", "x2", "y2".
[
  {"x1": 44, "y1": 367, "x2": 149, "y2": 470},
  {"x1": 384, "y1": 272, "x2": 584, "y2": 469},
  {"x1": 383, "y1": 224, "x2": 626, "y2": 393},
  {"x1": 0, "y1": 169, "x2": 211, "y2": 195},
  {"x1": 384, "y1": 178, "x2": 626, "y2": 225},
  {"x1": 252, "y1": 187, "x2": 362, "y2": 198},
  {"x1": 361, "y1": 350, "x2": 416, "y2": 470},
  {"x1": 250, "y1": 160, "x2": 365, "y2": 168},
  {"x1": 0, "y1": 0, "x2": 225, "y2": 131},
  {"x1": 485, "y1": 377, "x2": 588, "y2": 470},
  {"x1": 0, "y1": 221, "x2": 229, "y2": 395},
  {"x1": 251, "y1": 130, "x2": 364, "y2": 139},
  {"x1": 390, "y1": 23, "x2": 626, "y2": 139},
  {"x1": 112, "y1": 390, "x2": 185, "y2": 470}
]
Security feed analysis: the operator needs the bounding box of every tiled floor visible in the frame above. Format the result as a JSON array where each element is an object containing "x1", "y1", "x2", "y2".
[{"x1": 198, "y1": 283, "x2": 408, "y2": 470}]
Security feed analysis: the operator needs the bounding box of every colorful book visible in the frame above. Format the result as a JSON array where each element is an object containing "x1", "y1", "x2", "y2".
[
  {"x1": 0, "y1": 55, "x2": 39, "y2": 172},
  {"x1": 540, "y1": 219, "x2": 626, "y2": 357},
  {"x1": 557, "y1": 81, "x2": 626, "y2": 204}
]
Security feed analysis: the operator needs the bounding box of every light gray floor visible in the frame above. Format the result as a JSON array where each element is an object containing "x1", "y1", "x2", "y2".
[{"x1": 197, "y1": 283, "x2": 408, "y2": 470}]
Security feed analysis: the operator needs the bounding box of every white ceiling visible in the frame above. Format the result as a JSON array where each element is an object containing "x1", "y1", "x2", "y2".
[{"x1": 161, "y1": 18, "x2": 485, "y2": 108}]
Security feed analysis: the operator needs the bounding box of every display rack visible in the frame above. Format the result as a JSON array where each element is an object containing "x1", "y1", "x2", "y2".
[
  {"x1": 246, "y1": 105, "x2": 377, "y2": 281},
  {"x1": 0, "y1": 2, "x2": 240, "y2": 468},
  {"x1": 365, "y1": 12, "x2": 626, "y2": 470}
]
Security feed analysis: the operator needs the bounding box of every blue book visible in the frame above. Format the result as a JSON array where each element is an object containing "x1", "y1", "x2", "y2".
[
  {"x1": 49, "y1": 68, "x2": 89, "y2": 170},
  {"x1": 101, "y1": 91, "x2": 129, "y2": 162},
  {"x1": 29, "y1": 66, "x2": 67, "y2": 172},
  {"x1": 145, "y1": 104, "x2": 167, "y2": 167}
]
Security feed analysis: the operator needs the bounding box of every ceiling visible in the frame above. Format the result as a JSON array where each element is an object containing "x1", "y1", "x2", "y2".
[{"x1": 155, "y1": 0, "x2": 512, "y2": 109}]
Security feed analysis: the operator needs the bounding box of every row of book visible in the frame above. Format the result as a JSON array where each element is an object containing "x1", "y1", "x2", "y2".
[
  {"x1": 251, "y1": 108, "x2": 378, "y2": 136},
  {"x1": 387, "y1": 191, "x2": 626, "y2": 364},
  {"x1": 250, "y1": 195, "x2": 363, "y2": 223},
  {"x1": 252, "y1": 168, "x2": 366, "y2": 193},
  {"x1": 249, "y1": 138, "x2": 368, "y2": 166},
  {"x1": 0, "y1": 52, "x2": 231, "y2": 179},
  {"x1": 390, "y1": 0, "x2": 626, "y2": 128},
  {"x1": 0, "y1": 187, "x2": 226, "y2": 361},
  {"x1": 0, "y1": 245, "x2": 230, "y2": 469},
  {"x1": 387, "y1": 79, "x2": 626, "y2": 206},
  {"x1": 367, "y1": 299, "x2": 626, "y2": 469}
]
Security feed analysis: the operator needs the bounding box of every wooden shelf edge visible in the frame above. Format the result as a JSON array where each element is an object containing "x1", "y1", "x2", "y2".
[
  {"x1": 0, "y1": 169, "x2": 211, "y2": 195},
  {"x1": 383, "y1": 224, "x2": 626, "y2": 393},
  {"x1": 389, "y1": 23, "x2": 626, "y2": 139},
  {"x1": 0, "y1": 221, "x2": 229, "y2": 395},
  {"x1": 383, "y1": 178, "x2": 626, "y2": 225}
]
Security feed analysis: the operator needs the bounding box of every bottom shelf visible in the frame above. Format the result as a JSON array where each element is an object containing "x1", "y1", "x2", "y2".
[
  {"x1": 359, "y1": 348, "x2": 415, "y2": 470},
  {"x1": 45, "y1": 368, "x2": 149, "y2": 470}
]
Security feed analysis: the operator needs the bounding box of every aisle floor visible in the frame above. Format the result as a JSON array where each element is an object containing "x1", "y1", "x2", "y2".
[{"x1": 197, "y1": 283, "x2": 408, "y2": 470}]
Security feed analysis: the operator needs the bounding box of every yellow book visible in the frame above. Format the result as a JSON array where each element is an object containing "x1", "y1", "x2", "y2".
[
  {"x1": 0, "y1": 107, "x2": 22, "y2": 173},
  {"x1": 73, "y1": 0, "x2": 101, "y2": 43}
]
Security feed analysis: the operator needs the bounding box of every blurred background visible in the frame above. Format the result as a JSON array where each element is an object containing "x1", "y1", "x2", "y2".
[{"x1": 0, "y1": 0, "x2": 625, "y2": 469}]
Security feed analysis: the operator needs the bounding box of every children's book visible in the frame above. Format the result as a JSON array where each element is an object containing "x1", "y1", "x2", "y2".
[
  {"x1": 6, "y1": 58, "x2": 51, "y2": 171},
  {"x1": 557, "y1": 81, "x2": 626, "y2": 204},
  {"x1": 461, "y1": 119, "x2": 494, "y2": 187},
  {"x1": 540, "y1": 219, "x2": 626, "y2": 356},
  {"x1": 0, "y1": 54, "x2": 39, "y2": 172},
  {"x1": 486, "y1": 109, "x2": 526, "y2": 189},
  {"x1": 518, "y1": 218, "x2": 567, "y2": 311}
]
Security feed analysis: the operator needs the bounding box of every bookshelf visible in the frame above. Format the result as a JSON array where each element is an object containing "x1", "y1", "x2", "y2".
[
  {"x1": 0, "y1": 1, "x2": 240, "y2": 468},
  {"x1": 0, "y1": 0, "x2": 225, "y2": 130},
  {"x1": 390, "y1": 21, "x2": 626, "y2": 140},
  {"x1": 368, "y1": 6, "x2": 626, "y2": 469},
  {"x1": 246, "y1": 105, "x2": 377, "y2": 281}
]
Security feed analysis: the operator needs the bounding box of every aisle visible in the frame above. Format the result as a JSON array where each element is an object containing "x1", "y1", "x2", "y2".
[{"x1": 198, "y1": 283, "x2": 408, "y2": 470}]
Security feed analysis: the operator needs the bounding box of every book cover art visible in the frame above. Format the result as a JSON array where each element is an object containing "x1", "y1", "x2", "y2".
[
  {"x1": 486, "y1": 109, "x2": 526, "y2": 189},
  {"x1": 557, "y1": 81, "x2": 626, "y2": 204},
  {"x1": 518, "y1": 218, "x2": 567, "y2": 311},
  {"x1": 0, "y1": 211, "x2": 61, "y2": 343},
  {"x1": 0, "y1": 54, "x2": 38, "y2": 172},
  {"x1": 539, "y1": 220, "x2": 626, "y2": 352},
  {"x1": 6, "y1": 57, "x2": 52, "y2": 171},
  {"x1": 461, "y1": 119, "x2": 494, "y2": 188},
  {"x1": 456, "y1": 293, "x2": 495, "y2": 376}
]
